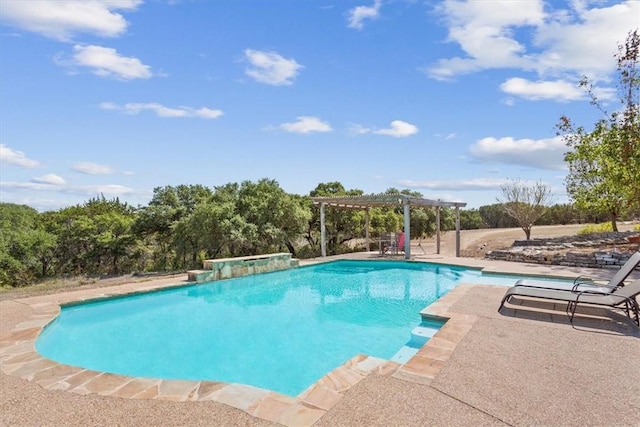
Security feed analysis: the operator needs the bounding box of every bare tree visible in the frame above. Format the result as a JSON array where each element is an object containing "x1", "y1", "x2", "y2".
[{"x1": 497, "y1": 180, "x2": 553, "y2": 240}]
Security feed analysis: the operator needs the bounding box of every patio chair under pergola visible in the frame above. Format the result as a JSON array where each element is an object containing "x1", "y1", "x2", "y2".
[{"x1": 311, "y1": 194, "x2": 467, "y2": 259}]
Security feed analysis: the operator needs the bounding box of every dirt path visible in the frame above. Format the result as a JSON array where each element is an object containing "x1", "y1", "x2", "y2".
[{"x1": 417, "y1": 223, "x2": 638, "y2": 258}]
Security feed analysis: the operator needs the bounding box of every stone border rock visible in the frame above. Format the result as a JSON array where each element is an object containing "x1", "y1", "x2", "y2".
[{"x1": 485, "y1": 231, "x2": 640, "y2": 270}]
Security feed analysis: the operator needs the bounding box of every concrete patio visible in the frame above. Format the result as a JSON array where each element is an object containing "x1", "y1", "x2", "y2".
[{"x1": 1, "y1": 254, "x2": 639, "y2": 426}]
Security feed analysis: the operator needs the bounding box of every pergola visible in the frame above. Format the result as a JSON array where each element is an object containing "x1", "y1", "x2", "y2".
[{"x1": 311, "y1": 194, "x2": 467, "y2": 259}]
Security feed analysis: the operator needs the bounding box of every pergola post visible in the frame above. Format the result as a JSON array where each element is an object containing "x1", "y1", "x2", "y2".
[
  {"x1": 436, "y1": 206, "x2": 441, "y2": 255},
  {"x1": 455, "y1": 206, "x2": 461, "y2": 257},
  {"x1": 403, "y1": 201, "x2": 410, "y2": 259},
  {"x1": 365, "y1": 207, "x2": 370, "y2": 252},
  {"x1": 320, "y1": 202, "x2": 326, "y2": 257}
]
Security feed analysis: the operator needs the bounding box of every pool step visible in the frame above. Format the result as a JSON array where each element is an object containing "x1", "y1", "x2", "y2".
[
  {"x1": 390, "y1": 324, "x2": 443, "y2": 364},
  {"x1": 390, "y1": 345, "x2": 419, "y2": 364},
  {"x1": 412, "y1": 325, "x2": 440, "y2": 339},
  {"x1": 406, "y1": 325, "x2": 440, "y2": 348}
]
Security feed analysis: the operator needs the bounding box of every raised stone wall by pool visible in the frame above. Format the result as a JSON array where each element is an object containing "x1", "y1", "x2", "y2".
[
  {"x1": 187, "y1": 252, "x2": 298, "y2": 283},
  {"x1": 485, "y1": 232, "x2": 640, "y2": 270}
]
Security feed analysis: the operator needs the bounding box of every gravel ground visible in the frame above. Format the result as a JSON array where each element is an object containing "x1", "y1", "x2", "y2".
[{"x1": 0, "y1": 373, "x2": 278, "y2": 427}]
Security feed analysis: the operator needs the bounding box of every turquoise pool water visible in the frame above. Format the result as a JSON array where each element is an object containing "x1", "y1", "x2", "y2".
[{"x1": 35, "y1": 260, "x2": 567, "y2": 396}]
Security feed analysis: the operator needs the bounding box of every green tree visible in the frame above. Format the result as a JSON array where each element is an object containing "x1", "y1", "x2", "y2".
[
  {"x1": 308, "y1": 182, "x2": 364, "y2": 255},
  {"x1": 497, "y1": 180, "x2": 553, "y2": 240},
  {"x1": 369, "y1": 208, "x2": 402, "y2": 234},
  {"x1": 43, "y1": 197, "x2": 137, "y2": 276},
  {"x1": 460, "y1": 209, "x2": 486, "y2": 229},
  {"x1": 559, "y1": 30, "x2": 640, "y2": 230},
  {"x1": 133, "y1": 204, "x2": 176, "y2": 271},
  {"x1": 210, "y1": 182, "x2": 257, "y2": 257},
  {"x1": 87, "y1": 198, "x2": 137, "y2": 275},
  {"x1": 383, "y1": 188, "x2": 445, "y2": 240},
  {"x1": 539, "y1": 204, "x2": 577, "y2": 225},
  {"x1": 0, "y1": 203, "x2": 56, "y2": 286},
  {"x1": 193, "y1": 201, "x2": 237, "y2": 259},
  {"x1": 135, "y1": 185, "x2": 213, "y2": 270},
  {"x1": 478, "y1": 204, "x2": 519, "y2": 229},
  {"x1": 409, "y1": 208, "x2": 435, "y2": 239},
  {"x1": 236, "y1": 178, "x2": 311, "y2": 256}
]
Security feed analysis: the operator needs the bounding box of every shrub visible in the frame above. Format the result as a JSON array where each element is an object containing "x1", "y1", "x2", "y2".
[
  {"x1": 577, "y1": 223, "x2": 614, "y2": 235},
  {"x1": 295, "y1": 245, "x2": 320, "y2": 259}
]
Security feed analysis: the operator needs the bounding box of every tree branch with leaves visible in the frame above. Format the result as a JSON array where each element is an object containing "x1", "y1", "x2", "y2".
[{"x1": 558, "y1": 30, "x2": 640, "y2": 229}]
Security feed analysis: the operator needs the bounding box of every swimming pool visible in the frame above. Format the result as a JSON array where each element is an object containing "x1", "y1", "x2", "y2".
[{"x1": 35, "y1": 260, "x2": 567, "y2": 396}]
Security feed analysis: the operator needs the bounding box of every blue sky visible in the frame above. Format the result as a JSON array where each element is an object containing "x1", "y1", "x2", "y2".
[{"x1": 1, "y1": 0, "x2": 638, "y2": 211}]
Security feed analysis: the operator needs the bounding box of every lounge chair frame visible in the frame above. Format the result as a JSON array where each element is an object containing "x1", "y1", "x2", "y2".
[
  {"x1": 565, "y1": 293, "x2": 639, "y2": 326},
  {"x1": 514, "y1": 251, "x2": 640, "y2": 294},
  {"x1": 499, "y1": 279, "x2": 640, "y2": 327}
]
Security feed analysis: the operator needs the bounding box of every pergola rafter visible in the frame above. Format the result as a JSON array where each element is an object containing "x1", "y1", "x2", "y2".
[{"x1": 311, "y1": 194, "x2": 467, "y2": 259}]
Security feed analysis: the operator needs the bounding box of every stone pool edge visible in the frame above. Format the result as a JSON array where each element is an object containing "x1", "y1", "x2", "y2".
[{"x1": 0, "y1": 279, "x2": 476, "y2": 427}]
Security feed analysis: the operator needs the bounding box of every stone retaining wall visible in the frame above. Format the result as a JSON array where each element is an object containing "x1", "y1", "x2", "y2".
[
  {"x1": 187, "y1": 253, "x2": 298, "y2": 283},
  {"x1": 511, "y1": 231, "x2": 636, "y2": 248},
  {"x1": 485, "y1": 231, "x2": 640, "y2": 270}
]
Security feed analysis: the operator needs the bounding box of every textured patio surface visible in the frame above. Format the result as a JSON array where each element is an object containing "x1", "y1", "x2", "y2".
[{"x1": 1, "y1": 255, "x2": 639, "y2": 426}]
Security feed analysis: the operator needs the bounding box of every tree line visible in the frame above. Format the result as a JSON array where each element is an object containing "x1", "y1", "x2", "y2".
[
  {"x1": 0, "y1": 181, "x2": 439, "y2": 286},
  {"x1": 0, "y1": 179, "x2": 625, "y2": 287}
]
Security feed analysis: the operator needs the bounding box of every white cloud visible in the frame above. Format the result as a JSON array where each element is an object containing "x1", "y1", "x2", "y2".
[
  {"x1": 374, "y1": 120, "x2": 418, "y2": 138},
  {"x1": 279, "y1": 116, "x2": 332, "y2": 134},
  {"x1": 533, "y1": 1, "x2": 640, "y2": 80},
  {"x1": 73, "y1": 184, "x2": 135, "y2": 197},
  {"x1": 57, "y1": 45, "x2": 152, "y2": 80},
  {"x1": 469, "y1": 136, "x2": 567, "y2": 170},
  {"x1": 0, "y1": 181, "x2": 62, "y2": 191},
  {"x1": 426, "y1": 0, "x2": 544, "y2": 80},
  {"x1": 0, "y1": 181, "x2": 136, "y2": 197},
  {"x1": 99, "y1": 102, "x2": 223, "y2": 119},
  {"x1": 347, "y1": 0, "x2": 382, "y2": 30},
  {"x1": 349, "y1": 120, "x2": 419, "y2": 137},
  {"x1": 426, "y1": 0, "x2": 639, "y2": 88},
  {"x1": 244, "y1": 49, "x2": 303, "y2": 86},
  {"x1": 399, "y1": 178, "x2": 509, "y2": 191},
  {"x1": 0, "y1": 0, "x2": 142, "y2": 41},
  {"x1": 347, "y1": 123, "x2": 373, "y2": 136},
  {"x1": 72, "y1": 162, "x2": 115, "y2": 175},
  {"x1": 500, "y1": 78, "x2": 586, "y2": 102},
  {"x1": 31, "y1": 174, "x2": 66, "y2": 185},
  {"x1": 0, "y1": 144, "x2": 41, "y2": 168},
  {"x1": 434, "y1": 132, "x2": 457, "y2": 140}
]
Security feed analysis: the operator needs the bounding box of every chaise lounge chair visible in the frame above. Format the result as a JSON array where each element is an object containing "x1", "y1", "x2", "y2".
[
  {"x1": 514, "y1": 251, "x2": 640, "y2": 294},
  {"x1": 499, "y1": 279, "x2": 640, "y2": 327}
]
